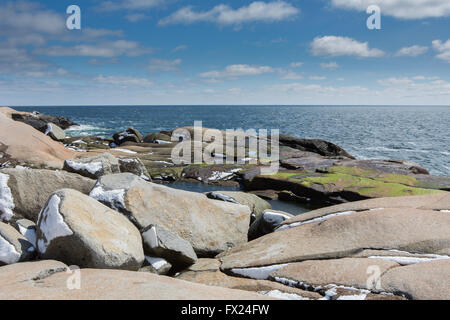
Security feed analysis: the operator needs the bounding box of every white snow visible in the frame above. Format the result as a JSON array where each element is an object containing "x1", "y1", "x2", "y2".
[
  {"x1": 89, "y1": 184, "x2": 126, "y2": 212},
  {"x1": 119, "y1": 158, "x2": 138, "y2": 163},
  {"x1": 145, "y1": 256, "x2": 169, "y2": 270},
  {"x1": 0, "y1": 173, "x2": 15, "y2": 222},
  {"x1": 231, "y1": 263, "x2": 289, "y2": 280},
  {"x1": 258, "y1": 290, "x2": 310, "y2": 300},
  {"x1": 263, "y1": 211, "x2": 292, "y2": 220},
  {"x1": 44, "y1": 123, "x2": 52, "y2": 135},
  {"x1": 66, "y1": 160, "x2": 103, "y2": 175},
  {"x1": 369, "y1": 251, "x2": 450, "y2": 265},
  {"x1": 337, "y1": 294, "x2": 368, "y2": 300},
  {"x1": 144, "y1": 226, "x2": 159, "y2": 249},
  {"x1": 0, "y1": 234, "x2": 21, "y2": 265},
  {"x1": 114, "y1": 148, "x2": 137, "y2": 154},
  {"x1": 37, "y1": 195, "x2": 73, "y2": 254},
  {"x1": 276, "y1": 211, "x2": 357, "y2": 232},
  {"x1": 18, "y1": 224, "x2": 37, "y2": 247},
  {"x1": 14, "y1": 165, "x2": 29, "y2": 170},
  {"x1": 155, "y1": 140, "x2": 171, "y2": 145},
  {"x1": 441, "y1": 210, "x2": 450, "y2": 213}
]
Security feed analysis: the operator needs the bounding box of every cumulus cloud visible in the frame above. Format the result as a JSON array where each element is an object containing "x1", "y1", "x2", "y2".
[
  {"x1": 290, "y1": 62, "x2": 304, "y2": 68},
  {"x1": 199, "y1": 64, "x2": 275, "y2": 79},
  {"x1": 311, "y1": 36, "x2": 385, "y2": 58},
  {"x1": 395, "y1": 45, "x2": 428, "y2": 57},
  {"x1": 35, "y1": 40, "x2": 151, "y2": 58},
  {"x1": 320, "y1": 61, "x2": 339, "y2": 69},
  {"x1": 159, "y1": 1, "x2": 299, "y2": 26},
  {"x1": 98, "y1": 0, "x2": 164, "y2": 11},
  {"x1": 95, "y1": 75, "x2": 154, "y2": 87},
  {"x1": 331, "y1": 0, "x2": 450, "y2": 19},
  {"x1": 432, "y1": 40, "x2": 450, "y2": 62},
  {"x1": 149, "y1": 58, "x2": 182, "y2": 72}
]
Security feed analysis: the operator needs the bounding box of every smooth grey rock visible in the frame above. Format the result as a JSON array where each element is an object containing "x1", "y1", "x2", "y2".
[
  {"x1": 36, "y1": 189, "x2": 144, "y2": 271},
  {"x1": 142, "y1": 224, "x2": 197, "y2": 268},
  {"x1": 118, "y1": 157, "x2": 151, "y2": 181}
]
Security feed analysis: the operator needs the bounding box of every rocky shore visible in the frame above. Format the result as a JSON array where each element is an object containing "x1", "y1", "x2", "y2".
[{"x1": 0, "y1": 106, "x2": 449, "y2": 300}]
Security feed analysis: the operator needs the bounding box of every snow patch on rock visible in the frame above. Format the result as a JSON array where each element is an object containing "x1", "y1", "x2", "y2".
[
  {"x1": 276, "y1": 211, "x2": 357, "y2": 232},
  {"x1": 89, "y1": 184, "x2": 126, "y2": 212},
  {"x1": 231, "y1": 263, "x2": 289, "y2": 280},
  {"x1": 0, "y1": 234, "x2": 21, "y2": 265},
  {"x1": 258, "y1": 290, "x2": 311, "y2": 300},
  {"x1": 18, "y1": 224, "x2": 37, "y2": 247},
  {"x1": 65, "y1": 160, "x2": 103, "y2": 175},
  {"x1": 114, "y1": 148, "x2": 137, "y2": 154},
  {"x1": 146, "y1": 256, "x2": 170, "y2": 271},
  {"x1": 0, "y1": 173, "x2": 15, "y2": 222},
  {"x1": 37, "y1": 195, "x2": 73, "y2": 254}
]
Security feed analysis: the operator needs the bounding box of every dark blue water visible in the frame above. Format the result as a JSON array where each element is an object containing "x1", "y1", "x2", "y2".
[{"x1": 14, "y1": 105, "x2": 450, "y2": 176}]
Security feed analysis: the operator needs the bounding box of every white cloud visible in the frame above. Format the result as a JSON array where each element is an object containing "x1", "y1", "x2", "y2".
[
  {"x1": 149, "y1": 58, "x2": 182, "y2": 71},
  {"x1": 280, "y1": 71, "x2": 303, "y2": 80},
  {"x1": 125, "y1": 13, "x2": 147, "y2": 22},
  {"x1": 432, "y1": 40, "x2": 450, "y2": 63},
  {"x1": 320, "y1": 61, "x2": 339, "y2": 69},
  {"x1": 95, "y1": 75, "x2": 154, "y2": 87},
  {"x1": 99, "y1": 0, "x2": 164, "y2": 11},
  {"x1": 172, "y1": 45, "x2": 188, "y2": 53},
  {"x1": 396, "y1": 45, "x2": 428, "y2": 57},
  {"x1": 331, "y1": 0, "x2": 450, "y2": 19},
  {"x1": 199, "y1": 64, "x2": 275, "y2": 78},
  {"x1": 311, "y1": 36, "x2": 385, "y2": 58},
  {"x1": 159, "y1": 1, "x2": 299, "y2": 26},
  {"x1": 35, "y1": 40, "x2": 151, "y2": 58},
  {"x1": 309, "y1": 76, "x2": 327, "y2": 80},
  {"x1": 290, "y1": 62, "x2": 304, "y2": 68},
  {"x1": 378, "y1": 76, "x2": 450, "y2": 97}
]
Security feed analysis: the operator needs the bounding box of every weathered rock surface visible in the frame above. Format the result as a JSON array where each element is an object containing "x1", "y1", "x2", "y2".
[
  {"x1": 90, "y1": 173, "x2": 251, "y2": 256},
  {"x1": 0, "y1": 222, "x2": 35, "y2": 265},
  {"x1": 279, "y1": 134, "x2": 354, "y2": 159},
  {"x1": 206, "y1": 191, "x2": 271, "y2": 218},
  {"x1": 0, "y1": 260, "x2": 271, "y2": 300},
  {"x1": 36, "y1": 189, "x2": 144, "y2": 270},
  {"x1": 45, "y1": 123, "x2": 66, "y2": 141},
  {"x1": 118, "y1": 157, "x2": 151, "y2": 181},
  {"x1": 0, "y1": 168, "x2": 95, "y2": 222},
  {"x1": 279, "y1": 193, "x2": 450, "y2": 228},
  {"x1": 11, "y1": 111, "x2": 77, "y2": 130},
  {"x1": 270, "y1": 258, "x2": 399, "y2": 291},
  {"x1": 143, "y1": 132, "x2": 172, "y2": 144},
  {"x1": 177, "y1": 259, "x2": 321, "y2": 300},
  {"x1": 63, "y1": 153, "x2": 120, "y2": 179},
  {"x1": 220, "y1": 207, "x2": 450, "y2": 270},
  {"x1": 380, "y1": 260, "x2": 450, "y2": 300},
  {"x1": 142, "y1": 224, "x2": 197, "y2": 269},
  {"x1": 0, "y1": 108, "x2": 77, "y2": 169},
  {"x1": 246, "y1": 166, "x2": 445, "y2": 205},
  {"x1": 248, "y1": 210, "x2": 293, "y2": 241},
  {"x1": 113, "y1": 128, "x2": 143, "y2": 145}
]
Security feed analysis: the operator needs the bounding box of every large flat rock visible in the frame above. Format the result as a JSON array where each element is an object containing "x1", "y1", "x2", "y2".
[
  {"x1": 90, "y1": 173, "x2": 251, "y2": 256},
  {"x1": 0, "y1": 261, "x2": 271, "y2": 300},
  {"x1": 0, "y1": 168, "x2": 95, "y2": 222},
  {"x1": 220, "y1": 208, "x2": 450, "y2": 270},
  {"x1": 270, "y1": 258, "x2": 399, "y2": 291},
  {"x1": 381, "y1": 260, "x2": 450, "y2": 300},
  {"x1": 279, "y1": 193, "x2": 450, "y2": 228},
  {"x1": 0, "y1": 108, "x2": 77, "y2": 169},
  {"x1": 36, "y1": 189, "x2": 144, "y2": 270}
]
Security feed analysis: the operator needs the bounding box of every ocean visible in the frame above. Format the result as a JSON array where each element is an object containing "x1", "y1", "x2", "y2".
[{"x1": 14, "y1": 105, "x2": 450, "y2": 177}]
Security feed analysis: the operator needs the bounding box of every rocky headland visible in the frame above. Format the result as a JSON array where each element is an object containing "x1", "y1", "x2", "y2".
[{"x1": 0, "y1": 106, "x2": 449, "y2": 300}]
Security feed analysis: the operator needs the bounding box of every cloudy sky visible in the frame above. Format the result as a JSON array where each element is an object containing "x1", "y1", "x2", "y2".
[{"x1": 1, "y1": 0, "x2": 450, "y2": 105}]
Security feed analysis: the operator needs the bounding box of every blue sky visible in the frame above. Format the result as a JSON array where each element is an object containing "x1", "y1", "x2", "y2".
[{"x1": 1, "y1": 0, "x2": 450, "y2": 105}]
